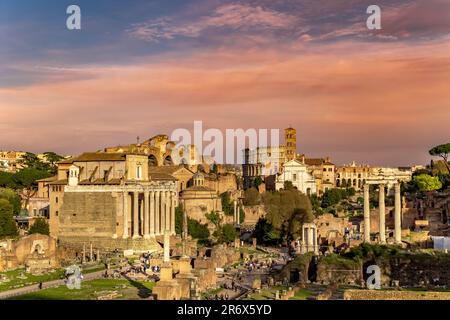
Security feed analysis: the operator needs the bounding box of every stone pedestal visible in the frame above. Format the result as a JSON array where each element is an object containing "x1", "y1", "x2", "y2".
[
  {"x1": 160, "y1": 263, "x2": 173, "y2": 281},
  {"x1": 152, "y1": 280, "x2": 181, "y2": 300}
]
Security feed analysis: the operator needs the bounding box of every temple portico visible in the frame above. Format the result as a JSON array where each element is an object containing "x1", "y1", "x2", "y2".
[
  {"x1": 363, "y1": 178, "x2": 402, "y2": 244},
  {"x1": 122, "y1": 188, "x2": 177, "y2": 239},
  {"x1": 300, "y1": 223, "x2": 319, "y2": 254}
]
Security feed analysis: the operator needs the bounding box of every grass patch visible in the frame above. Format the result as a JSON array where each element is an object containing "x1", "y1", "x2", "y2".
[
  {"x1": 0, "y1": 264, "x2": 106, "y2": 292},
  {"x1": 9, "y1": 279, "x2": 155, "y2": 300}
]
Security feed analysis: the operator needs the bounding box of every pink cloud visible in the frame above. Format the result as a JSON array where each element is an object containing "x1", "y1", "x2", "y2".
[
  {"x1": 1, "y1": 40, "x2": 449, "y2": 166},
  {"x1": 128, "y1": 3, "x2": 297, "y2": 42}
]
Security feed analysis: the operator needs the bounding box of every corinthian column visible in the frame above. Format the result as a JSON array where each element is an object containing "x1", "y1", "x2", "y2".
[
  {"x1": 379, "y1": 184, "x2": 386, "y2": 244},
  {"x1": 394, "y1": 183, "x2": 402, "y2": 244},
  {"x1": 363, "y1": 184, "x2": 370, "y2": 243},
  {"x1": 143, "y1": 190, "x2": 150, "y2": 239},
  {"x1": 171, "y1": 191, "x2": 176, "y2": 235},
  {"x1": 164, "y1": 191, "x2": 172, "y2": 232},
  {"x1": 161, "y1": 191, "x2": 167, "y2": 232},
  {"x1": 133, "y1": 192, "x2": 140, "y2": 238},
  {"x1": 122, "y1": 191, "x2": 129, "y2": 239},
  {"x1": 155, "y1": 191, "x2": 160, "y2": 235},
  {"x1": 149, "y1": 191, "x2": 155, "y2": 236}
]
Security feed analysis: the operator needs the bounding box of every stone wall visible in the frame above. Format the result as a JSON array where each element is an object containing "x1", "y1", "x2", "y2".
[
  {"x1": 344, "y1": 289, "x2": 450, "y2": 300},
  {"x1": 59, "y1": 192, "x2": 117, "y2": 239},
  {"x1": 243, "y1": 205, "x2": 266, "y2": 227}
]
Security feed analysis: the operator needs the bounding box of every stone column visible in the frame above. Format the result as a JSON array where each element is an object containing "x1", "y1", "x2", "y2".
[
  {"x1": 182, "y1": 206, "x2": 188, "y2": 257},
  {"x1": 308, "y1": 227, "x2": 314, "y2": 252},
  {"x1": 82, "y1": 243, "x2": 86, "y2": 264},
  {"x1": 379, "y1": 184, "x2": 386, "y2": 244},
  {"x1": 363, "y1": 184, "x2": 370, "y2": 243},
  {"x1": 163, "y1": 229, "x2": 170, "y2": 263},
  {"x1": 149, "y1": 191, "x2": 155, "y2": 236},
  {"x1": 89, "y1": 243, "x2": 93, "y2": 262},
  {"x1": 164, "y1": 191, "x2": 171, "y2": 232},
  {"x1": 234, "y1": 200, "x2": 237, "y2": 224},
  {"x1": 171, "y1": 192, "x2": 176, "y2": 235},
  {"x1": 143, "y1": 191, "x2": 150, "y2": 239},
  {"x1": 133, "y1": 192, "x2": 140, "y2": 238},
  {"x1": 161, "y1": 191, "x2": 167, "y2": 232},
  {"x1": 155, "y1": 191, "x2": 160, "y2": 235},
  {"x1": 122, "y1": 191, "x2": 129, "y2": 239},
  {"x1": 394, "y1": 183, "x2": 402, "y2": 244}
]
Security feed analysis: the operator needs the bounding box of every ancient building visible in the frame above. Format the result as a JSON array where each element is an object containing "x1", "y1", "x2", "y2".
[
  {"x1": 0, "y1": 234, "x2": 58, "y2": 273},
  {"x1": 180, "y1": 172, "x2": 221, "y2": 224},
  {"x1": 49, "y1": 152, "x2": 178, "y2": 253},
  {"x1": 336, "y1": 161, "x2": 371, "y2": 190},
  {"x1": 242, "y1": 127, "x2": 296, "y2": 189}
]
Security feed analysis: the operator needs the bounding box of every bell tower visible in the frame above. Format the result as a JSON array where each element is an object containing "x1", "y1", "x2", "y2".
[{"x1": 284, "y1": 127, "x2": 297, "y2": 161}]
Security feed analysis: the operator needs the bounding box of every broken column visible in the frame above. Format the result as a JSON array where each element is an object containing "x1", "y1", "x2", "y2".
[
  {"x1": 379, "y1": 184, "x2": 386, "y2": 244},
  {"x1": 363, "y1": 184, "x2": 371, "y2": 243}
]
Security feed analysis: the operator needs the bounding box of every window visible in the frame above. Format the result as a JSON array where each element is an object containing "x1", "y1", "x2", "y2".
[
  {"x1": 56, "y1": 197, "x2": 58, "y2": 204},
  {"x1": 293, "y1": 173, "x2": 297, "y2": 181},
  {"x1": 136, "y1": 165, "x2": 142, "y2": 180},
  {"x1": 56, "y1": 211, "x2": 59, "y2": 216}
]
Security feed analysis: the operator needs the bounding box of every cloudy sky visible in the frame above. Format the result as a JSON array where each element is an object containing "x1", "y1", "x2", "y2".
[{"x1": 0, "y1": 0, "x2": 449, "y2": 166}]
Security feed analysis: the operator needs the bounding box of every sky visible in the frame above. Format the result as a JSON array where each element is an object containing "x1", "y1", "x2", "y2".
[{"x1": 0, "y1": 0, "x2": 449, "y2": 166}]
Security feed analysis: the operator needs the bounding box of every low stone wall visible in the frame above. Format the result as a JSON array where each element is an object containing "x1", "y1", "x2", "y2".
[
  {"x1": 58, "y1": 236, "x2": 162, "y2": 253},
  {"x1": 344, "y1": 289, "x2": 450, "y2": 300},
  {"x1": 316, "y1": 256, "x2": 362, "y2": 285}
]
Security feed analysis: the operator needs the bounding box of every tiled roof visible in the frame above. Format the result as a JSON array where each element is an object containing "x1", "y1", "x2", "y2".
[
  {"x1": 36, "y1": 175, "x2": 58, "y2": 183},
  {"x1": 149, "y1": 173, "x2": 177, "y2": 181},
  {"x1": 148, "y1": 165, "x2": 193, "y2": 175},
  {"x1": 72, "y1": 152, "x2": 127, "y2": 162},
  {"x1": 48, "y1": 179, "x2": 68, "y2": 185}
]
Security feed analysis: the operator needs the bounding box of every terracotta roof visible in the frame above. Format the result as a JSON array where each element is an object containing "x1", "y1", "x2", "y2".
[
  {"x1": 48, "y1": 179, "x2": 68, "y2": 185},
  {"x1": 58, "y1": 158, "x2": 74, "y2": 164},
  {"x1": 303, "y1": 158, "x2": 325, "y2": 166},
  {"x1": 148, "y1": 165, "x2": 193, "y2": 175},
  {"x1": 78, "y1": 178, "x2": 122, "y2": 185},
  {"x1": 183, "y1": 185, "x2": 216, "y2": 192},
  {"x1": 36, "y1": 176, "x2": 58, "y2": 183},
  {"x1": 149, "y1": 173, "x2": 177, "y2": 181},
  {"x1": 72, "y1": 152, "x2": 127, "y2": 162}
]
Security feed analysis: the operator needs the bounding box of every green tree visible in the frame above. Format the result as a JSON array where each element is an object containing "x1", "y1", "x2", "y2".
[
  {"x1": 29, "y1": 218, "x2": 50, "y2": 235},
  {"x1": 413, "y1": 174, "x2": 442, "y2": 192},
  {"x1": 253, "y1": 218, "x2": 280, "y2": 245},
  {"x1": 188, "y1": 218, "x2": 210, "y2": 240},
  {"x1": 205, "y1": 211, "x2": 221, "y2": 227},
  {"x1": 175, "y1": 205, "x2": 183, "y2": 235},
  {"x1": 243, "y1": 188, "x2": 260, "y2": 206},
  {"x1": 12, "y1": 168, "x2": 51, "y2": 208},
  {"x1": 429, "y1": 143, "x2": 450, "y2": 173},
  {"x1": 252, "y1": 176, "x2": 263, "y2": 189},
  {"x1": 239, "y1": 206, "x2": 245, "y2": 224},
  {"x1": 0, "y1": 188, "x2": 21, "y2": 215},
  {"x1": 0, "y1": 199, "x2": 18, "y2": 238},
  {"x1": 43, "y1": 152, "x2": 64, "y2": 174},
  {"x1": 220, "y1": 192, "x2": 233, "y2": 216},
  {"x1": 216, "y1": 223, "x2": 238, "y2": 244},
  {"x1": 262, "y1": 188, "x2": 313, "y2": 242},
  {"x1": 0, "y1": 171, "x2": 14, "y2": 188}
]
